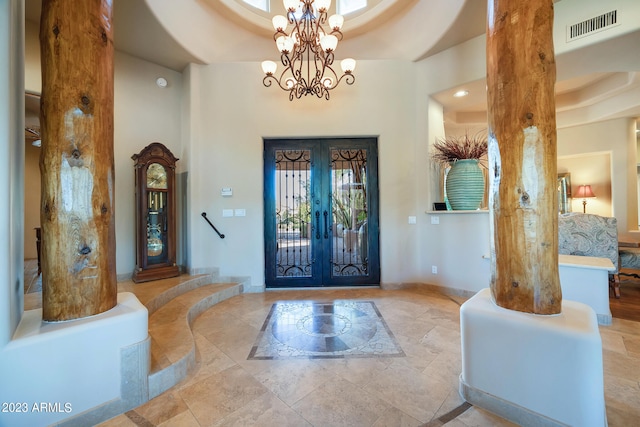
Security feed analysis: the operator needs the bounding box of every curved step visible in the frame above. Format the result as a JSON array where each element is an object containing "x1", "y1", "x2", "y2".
[
  {"x1": 146, "y1": 282, "x2": 242, "y2": 399},
  {"x1": 144, "y1": 275, "x2": 214, "y2": 316}
]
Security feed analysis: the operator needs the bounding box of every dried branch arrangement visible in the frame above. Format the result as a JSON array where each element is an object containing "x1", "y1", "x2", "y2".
[{"x1": 431, "y1": 131, "x2": 488, "y2": 165}]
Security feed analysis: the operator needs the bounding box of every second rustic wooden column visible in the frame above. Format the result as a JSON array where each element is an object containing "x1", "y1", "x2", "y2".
[
  {"x1": 486, "y1": 0, "x2": 562, "y2": 315},
  {"x1": 40, "y1": 0, "x2": 117, "y2": 321}
]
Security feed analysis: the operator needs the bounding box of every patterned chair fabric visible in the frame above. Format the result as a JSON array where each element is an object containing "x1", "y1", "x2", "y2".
[
  {"x1": 620, "y1": 248, "x2": 640, "y2": 270},
  {"x1": 558, "y1": 212, "x2": 619, "y2": 273}
]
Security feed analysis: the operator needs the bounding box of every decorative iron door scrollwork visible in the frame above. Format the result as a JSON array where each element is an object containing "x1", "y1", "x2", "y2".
[{"x1": 264, "y1": 138, "x2": 380, "y2": 288}]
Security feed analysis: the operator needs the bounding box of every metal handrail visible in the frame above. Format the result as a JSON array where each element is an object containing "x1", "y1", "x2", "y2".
[{"x1": 201, "y1": 212, "x2": 225, "y2": 239}]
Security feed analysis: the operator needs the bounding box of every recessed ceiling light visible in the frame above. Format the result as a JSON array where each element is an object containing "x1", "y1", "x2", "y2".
[{"x1": 453, "y1": 90, "x2": 469, "y2": 98}]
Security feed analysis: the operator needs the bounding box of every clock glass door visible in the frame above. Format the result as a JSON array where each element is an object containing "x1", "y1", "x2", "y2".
[
  {"x1": 146, "y1": 162, "x2": 168, "y2": 266},
  {"x1": 264, "y1": 137, "x2": 380, "y2": 288}
]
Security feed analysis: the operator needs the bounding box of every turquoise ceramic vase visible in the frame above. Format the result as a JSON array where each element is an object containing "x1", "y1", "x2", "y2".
[{"x1": 445, "y1": 159, "x2": 485, "y2": 210}]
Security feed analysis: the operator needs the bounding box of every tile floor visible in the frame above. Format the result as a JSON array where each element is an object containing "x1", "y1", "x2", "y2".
[{"x1": 93, "y1": 283, "x2": 640, "y2": 427}]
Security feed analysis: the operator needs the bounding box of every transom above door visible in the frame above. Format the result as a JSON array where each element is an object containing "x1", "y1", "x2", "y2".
[{"x1": 264, "y1": 137, "x2": 380, "y2": 288}]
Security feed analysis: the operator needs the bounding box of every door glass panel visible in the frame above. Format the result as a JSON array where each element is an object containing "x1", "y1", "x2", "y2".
[
  {"x1": 274, "y1": 150, "x2": 313, "y2": 278},
  {"x1": 330, "y1": 148, "x2": 368, "y2": 278}
]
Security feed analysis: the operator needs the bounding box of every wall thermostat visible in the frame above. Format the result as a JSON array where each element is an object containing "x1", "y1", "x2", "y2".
[{"x1": 221, "y1": 187, "x2": 233, "y2": 197}]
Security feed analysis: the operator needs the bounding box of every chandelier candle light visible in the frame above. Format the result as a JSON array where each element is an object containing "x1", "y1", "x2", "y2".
[{"x1": 261, "y1": 0, "x2": 356, "y2": 100}]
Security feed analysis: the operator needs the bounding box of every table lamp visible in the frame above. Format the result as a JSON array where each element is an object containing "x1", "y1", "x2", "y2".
[{"x1": 575, "y1": 185, "x2": 596, "y2": 213}]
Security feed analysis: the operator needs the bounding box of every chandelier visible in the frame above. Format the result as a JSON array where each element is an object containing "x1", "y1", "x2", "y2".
[{"x1": 261, "y1": 0, "x2": 356, "y2": 100}]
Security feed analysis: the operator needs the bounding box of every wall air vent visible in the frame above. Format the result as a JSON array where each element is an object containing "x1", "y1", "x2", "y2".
[{"x1": 567, "y1": 10, "x2": 619, "y2": 42}]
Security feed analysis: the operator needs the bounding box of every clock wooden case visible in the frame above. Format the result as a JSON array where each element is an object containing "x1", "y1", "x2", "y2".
[{"x1": 132, "y1": 142, "x2": 180, "y2": 283}]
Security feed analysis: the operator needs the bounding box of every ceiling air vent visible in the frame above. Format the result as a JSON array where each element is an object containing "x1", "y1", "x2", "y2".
[{"x1": 567, "y1": 10, "x2": 619, "y2": 42}]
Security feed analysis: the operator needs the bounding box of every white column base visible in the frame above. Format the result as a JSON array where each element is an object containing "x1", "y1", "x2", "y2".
[
  {"x1": 459, "y1": 288, "x2": 607, "y2": 427},
  {"x1": 0, "y1": 292, "x2": 149, "y2": 427}
]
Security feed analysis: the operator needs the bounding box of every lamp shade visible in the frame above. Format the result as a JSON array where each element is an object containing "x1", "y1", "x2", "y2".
[
  {"x1": 272, "y1": 15, "x2": 288, "y2": 31},
  {"x1": 328, "y1": 14, "x2": 344, "y2": 30},
  {"x1": 283, "y1": 0, "x2": 299, "y2": 12},
  {"x1": 320, "y1": 34, "x2": 338, "y2": 52},
  {"x1": 575, "y1": 185, "x2": 596, "y2": 198},
  {"x1": 341, "y1": 58, "x2": 356, "y2": 73},
  {"x1": 276, "y1": 36, "x2": 295, "y2": 53},
  {"x1": 315, "y1": 0, "x2": 331, "y2": 11},
  {"x1": 261, "y1": 60, "x2": 277, "y2": 75}
]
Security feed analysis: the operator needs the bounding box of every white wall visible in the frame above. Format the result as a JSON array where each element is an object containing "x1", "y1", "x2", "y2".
[
  {"x1": 113, "y1": 52, "x2": 184, "y2": 277},
  {"x1": 421, "y1": 212, "x2": 492, "y2": 293},
  {"x1": 185, "y1": 60, "x2": 420, "y2": 289},
  {"x1": 558, "y1": 152, "x2": 612, "y2": 217},
  {"x1": 558, "y1": 118, "x2": 638, "y2": 237},
  {"x1": 1, "y1": 0, "x2": 24, "y2": 347},
  {"x1": 554, "y1": 0, "x2": 640, "y2": 59}
]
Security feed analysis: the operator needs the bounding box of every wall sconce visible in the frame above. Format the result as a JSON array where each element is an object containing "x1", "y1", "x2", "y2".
[{"x1": 575, "y1": 185, "x2": 596, "y2": 213}]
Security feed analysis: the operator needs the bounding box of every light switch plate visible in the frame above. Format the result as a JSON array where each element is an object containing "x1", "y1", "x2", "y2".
[
  {"x1": 222, "y1": 209, "x2": 234, "y2": 217},
  {"x1": 234, "y1": 209, "x2": 246, "y2": 217}
]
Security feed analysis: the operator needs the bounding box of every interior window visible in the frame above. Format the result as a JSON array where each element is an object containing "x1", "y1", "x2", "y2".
[
  {"x1": 338, "y1": 0, "x2": 367, "y2": 15},
  {"x1": 243, "y1": 0, "x2": 269, "y2": 12}
]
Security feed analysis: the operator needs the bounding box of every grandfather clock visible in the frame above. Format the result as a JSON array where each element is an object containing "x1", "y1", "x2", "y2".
[{"x1": 132, "y1": 142, "x2": 180, "y2": 283}]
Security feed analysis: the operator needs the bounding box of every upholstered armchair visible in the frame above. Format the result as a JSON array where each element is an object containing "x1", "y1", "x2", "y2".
[
  {"x1": 618, "y1": 246, "x2": 640, "y2": 284},
  {"x1": 558, "y1": 212, "x2": 620, "y2": 298}
]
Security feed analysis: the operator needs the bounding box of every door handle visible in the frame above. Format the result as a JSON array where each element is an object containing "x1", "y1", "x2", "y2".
[
  {"x1": 315, "y1": 211, "x2": 321, "y2": 239},
  {"x1": 323, "y1": 210, "x2": 329, "y2": 239}
]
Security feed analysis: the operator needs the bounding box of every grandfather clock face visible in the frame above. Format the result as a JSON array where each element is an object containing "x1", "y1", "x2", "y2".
[
  {"x1": 146, "y1": 163, "x2": 168, "y2": 263},
  {"x1": 147, "y1": 163, "x2": 167, "y2": 189}
]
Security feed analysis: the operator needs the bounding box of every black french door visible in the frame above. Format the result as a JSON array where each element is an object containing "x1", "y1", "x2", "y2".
[{"x1": 264, "y1": 137, "x2": 380, "y2": 288}]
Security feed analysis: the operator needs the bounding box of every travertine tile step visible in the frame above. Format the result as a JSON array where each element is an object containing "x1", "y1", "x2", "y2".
[
  {"x1": 148, "y1": 282, "x2": 242, "y2": 374},
  {"x1": 122, "y1": 275, "x2": 243, "y2": 399}
]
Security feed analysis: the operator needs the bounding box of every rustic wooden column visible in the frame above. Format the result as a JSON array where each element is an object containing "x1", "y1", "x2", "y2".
[
  {"x1": 40, "y1": 0, "x2": 116, "y2": 321},
  {"x1": 486, "y1": 0, "x2": 561, "y2": 314}
]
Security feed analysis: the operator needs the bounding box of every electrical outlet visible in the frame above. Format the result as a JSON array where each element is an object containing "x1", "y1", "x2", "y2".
[{"x1": 432, "y1": 265, "x2": 438, "y2": 274}]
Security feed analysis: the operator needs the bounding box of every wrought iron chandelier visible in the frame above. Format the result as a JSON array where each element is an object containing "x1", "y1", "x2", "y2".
[{"x1": 261, "y1": 0, "x2": 356, "y2": 100}]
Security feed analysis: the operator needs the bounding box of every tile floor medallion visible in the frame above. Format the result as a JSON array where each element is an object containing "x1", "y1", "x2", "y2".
[{"x1": 248, "y1": 300, "x2": 405, "y2": 360}]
